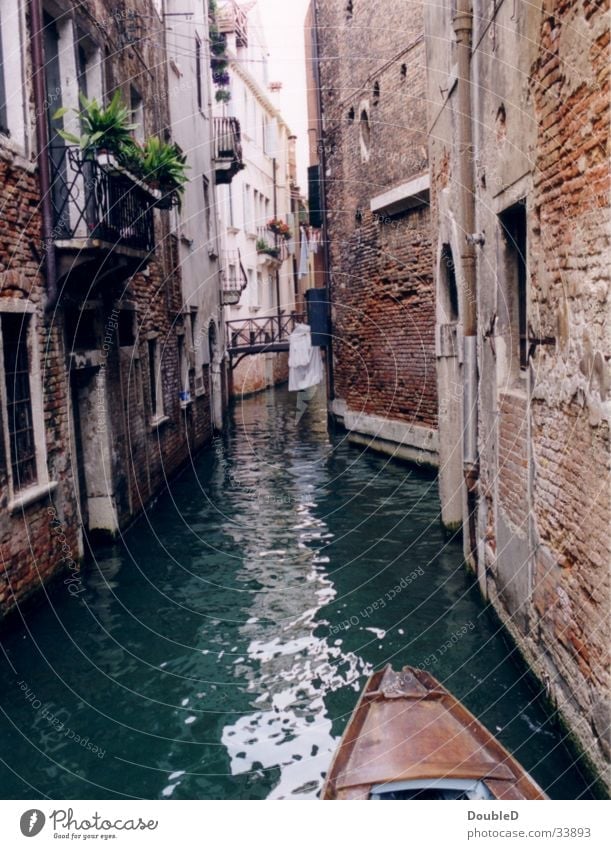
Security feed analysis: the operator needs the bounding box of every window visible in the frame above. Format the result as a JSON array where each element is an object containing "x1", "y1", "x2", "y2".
[
  {"x1": 359, "y1": 108, "x2": 371, "y2": 162},
  {"x1": 247, "y1": 268, "x2": 255, "y2": 305},
  {"x1": 440, "y1": 244, "x2": 459, "y2": 322},
  {"x1": 347, "y1": 107, "x2": 355, "y2": 124},
  {"x1": 203, "y1": 175, "x2": 211, "y2": 235},
  {"x1": 401, "y1": 63, "x2": 407, "y2": 79},
  {"x1": 189, "y1": 309, "x2": 200, "y2": 366},
  {"x1": 148, "y1": 338, "x2": 164, "y2": 420},
  {"x1": 76, "y1": 34, "x2": 103, "y2": 103},
  {"x1": 118, "y1": 311, "x2": 136, "y2": 347},
  {"x1": 0, "y1": 308, "x2": 49, "y2": 499},
  {"x1": 130, "y1": 86, "x2": 144, "y2": 142},
  {"x1": 500, "y1": 202, "x2": 528, "y2": 373},
  {"x1": 195, "y1": 35, "x2": 203, "y2": 111},
  {"x1": 178, "y1": 335, "x2": 190, "y2": 404},
  {"x1": 0, "y1": 0, "x2": 26, "y2": 147},
  {"x1": 243, "y1": 183, "x2": 252, "y2": 232},
  {"x1": 0, "y1": 5, "x2": 8, "y2": 134},
  {"x1": 346, "y1": 1, "x2": 354, "y2": 20},
  {"x1": 1, "y1": 313, "x2": 36, "y2": 489},
  {"x1": 257, "y1": 271, "x2": 263, "y2": 307},
  {"x1": 228, "y1": 183, "x2": 235, "y2": 228},
  {"x1": 373, "y1": 81, "x2": 380, "y2": 106},
  {"x1": 228, "y1": 263, "x2": 237, "y2": 288}
]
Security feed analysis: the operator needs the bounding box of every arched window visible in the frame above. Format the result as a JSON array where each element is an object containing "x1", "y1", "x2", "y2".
[
  {"x1": 346, "y1": 1, "x2": 353, "y2": 20},
  {"x1": 359, "y1": 108, "x2": 370, "y2": 162},
  {"x1": 347, "y1": 107, "x2": 355, "y2": 123}
]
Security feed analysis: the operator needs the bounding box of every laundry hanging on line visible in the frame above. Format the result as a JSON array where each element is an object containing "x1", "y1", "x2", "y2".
[{"x1": 288, "y1": 322, "x2": 324, "y2": 391}]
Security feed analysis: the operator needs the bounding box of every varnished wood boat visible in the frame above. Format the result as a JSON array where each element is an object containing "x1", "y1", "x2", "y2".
[{"x1": 322, "y1": 665, "x2": 548, "y2": 800}]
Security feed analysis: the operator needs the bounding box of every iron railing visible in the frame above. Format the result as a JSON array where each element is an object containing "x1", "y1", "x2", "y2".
[
  {"x1": 227, "y1": 312, "x2": 304, "y2": 352},
  {"x1": 49, "y1": 146, "x2": 155, "y2": 254},
  {"x1": 212, "y1": 117, "x2": 244, "y2": 184}
]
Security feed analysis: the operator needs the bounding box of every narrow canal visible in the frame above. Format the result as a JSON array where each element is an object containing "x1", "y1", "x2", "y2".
[{"x1": 0, "y1": 386, "x2": 596, "y2": 799}]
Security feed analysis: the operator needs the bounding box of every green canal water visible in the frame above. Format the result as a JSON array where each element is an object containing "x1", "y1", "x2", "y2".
[{"x1": 0, "y1": 386, "x2": 598, "y2": 799}]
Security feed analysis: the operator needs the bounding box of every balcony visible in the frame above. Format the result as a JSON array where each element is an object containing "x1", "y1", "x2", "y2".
[
  {"x1": 213, "y1": 117, "x2": 244, "y2": 185},
  {"x1": 221, "y1": 249, "x2": 248, "y2": 306},
  {"x1": 49, "y1": 146, "x2": 156, "y2": 282}
]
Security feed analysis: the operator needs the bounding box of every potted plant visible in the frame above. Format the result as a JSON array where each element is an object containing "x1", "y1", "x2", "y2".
[
  {"x1": 140, "y1": 137, "x2": 189, "y2": 208},
  {"x1": 267, "y1": 218, "x2": 292, "y2": 240},
  {"x1": 54, "y1": 91, "x2": 137, "y2": 158},
  {"x1": 256, "y1": 238, "x2": 279, "y2": 259}
]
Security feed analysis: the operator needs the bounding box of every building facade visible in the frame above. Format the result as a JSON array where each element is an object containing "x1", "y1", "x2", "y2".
[
  {"x1": 426, "y1": 0, "x2": 610, "y2": 785},
  {"x1": 215, "y1": 0, "x2": 300, "y2": 397},
  {"x1": 0, "y1": 0, "x2": 233, "y2": 624},
  {"x1": 164, "y1": 0, "x2": 239, "y2": 438},
  {"x1": 309, "y1": 0, "x2": 438, "y2": 466}
]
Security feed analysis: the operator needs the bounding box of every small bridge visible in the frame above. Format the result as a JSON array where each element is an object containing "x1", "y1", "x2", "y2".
[{"x1": 226, "y1": 313, "x2": 304, "y2": 369}]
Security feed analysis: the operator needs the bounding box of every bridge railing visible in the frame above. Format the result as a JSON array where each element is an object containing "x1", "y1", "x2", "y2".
[{"x1": 227, "y1": 312, "x2": 304, "y2": 353}]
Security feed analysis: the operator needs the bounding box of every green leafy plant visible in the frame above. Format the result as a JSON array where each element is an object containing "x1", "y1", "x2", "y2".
[
  {"x1": 215, "y1": 89, "x2": 231, "y2": 104},
  {"x1": 141, "y1": 137, "x2": 189, "y2": 201},
  {"x1": 256, "y1": 238, "x2": 279, "y2": 258},
  {"x1": 116, "y1": 140, "x2": 146, "y2": 179},
  {"x1": 53, "y1": 91, "x2": 137, "y2": 154}
]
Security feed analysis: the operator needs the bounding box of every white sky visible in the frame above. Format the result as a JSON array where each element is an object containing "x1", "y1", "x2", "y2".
[{"x1": 256, "y1": 0, "x2": 310, "y2": 190}]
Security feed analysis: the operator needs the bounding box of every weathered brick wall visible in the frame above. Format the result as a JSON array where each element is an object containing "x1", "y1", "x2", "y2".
[
  {"x1": 427, "y1": 0, "x2": 610, "y2": 782},
  {"x1": 231, "y1": 352, "x2": 289, "y2": 397},
  {"x1": 0, "y1": 158, "x2": 81, "y2": 618},
  {"x1": 527, "y1": 0, "x2": 610, "y2": 771},
  {"x1": 316, "y1": 0, "x2": 436, "y2": 432},
  {"x1": 1, "y1": 0, "x2": 215, "y2": 622},
  {"x1": 497, "y1": 393, "x2": 529, "y2": 532}
]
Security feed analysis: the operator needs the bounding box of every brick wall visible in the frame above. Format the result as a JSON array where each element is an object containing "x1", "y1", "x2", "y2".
[
  {"x1": 0, "y1": 156, "x2": 80, "y2": 618},
  {"x1": 426, "y1": 0, "x2": 610, "y2": 782},
  {"x1": 527, "y1": 0, "x2": 610, "y2": 771},
  {"x1": 1, "y1": 0, "x2": 219, "y2": 623},
  {"x1": 316, "y1": 0, "x2": 437, "y2": 435}
]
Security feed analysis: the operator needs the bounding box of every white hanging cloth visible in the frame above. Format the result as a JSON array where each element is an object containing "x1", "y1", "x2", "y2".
[
  {"x1": 298, "y1": 226, "x2": 309, "y2": 278},
  {"x1": 288, "y1": 323, "x2": 323, "y2": 391}
]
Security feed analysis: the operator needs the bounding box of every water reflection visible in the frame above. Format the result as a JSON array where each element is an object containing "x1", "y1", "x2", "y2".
[{"x1": 222, "y1": 391, "x2": 370, "y2": 798}]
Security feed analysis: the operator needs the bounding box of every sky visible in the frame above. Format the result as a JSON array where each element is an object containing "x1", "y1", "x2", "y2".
[{"x1": 256, "y1": 0, "x2": 311, "y2": 189}]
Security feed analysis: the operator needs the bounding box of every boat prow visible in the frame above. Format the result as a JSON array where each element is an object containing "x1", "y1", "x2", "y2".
[{"x1": 322, "y1": 665, "x2": 548, "y2": 800}]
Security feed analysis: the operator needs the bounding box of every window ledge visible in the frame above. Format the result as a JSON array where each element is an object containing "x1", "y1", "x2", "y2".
[
  {"x1": 150, "y1": 414, "x2": 170, "y2": 430},
  {"x1": 9, "y1": 480, "x2": 58, "y2": 513},
  {"x1": 194, "y1": 386, "x2": 207, "y2": 398}
]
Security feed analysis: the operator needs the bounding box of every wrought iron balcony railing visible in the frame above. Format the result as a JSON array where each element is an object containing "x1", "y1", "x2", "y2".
[
  {"x1": 213, "y1": 117, "x2": 244, "y2": 185},
  {"x1": 49, "y1": 146, "x2": 156, "y2": 255}
]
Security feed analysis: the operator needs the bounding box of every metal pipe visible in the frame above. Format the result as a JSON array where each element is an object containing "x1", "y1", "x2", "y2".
[
  {"x1": 30, "y1": 0, "x2": 58, "y2": 312},
  {"x1": 310, "y1": 0, "x2": 335, "y2": 401},
  {"x1": 453, "y1": 1, "x2": 479, "y2": 560}
]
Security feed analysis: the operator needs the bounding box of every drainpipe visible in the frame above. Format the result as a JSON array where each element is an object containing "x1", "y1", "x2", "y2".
[
  {"x1": 30, "y1": 0, "x2": 58, "y2": 312},
  {"x1": 453, "y1": 2, "x2": 479, "y2": 559},
  {"x1": 311, "y1": 0, "x2": 335, "y2": 401}
]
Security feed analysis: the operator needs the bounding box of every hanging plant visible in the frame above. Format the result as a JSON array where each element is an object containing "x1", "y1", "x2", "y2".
[
  {"x1": 213, "y1": 71, "x2": 231, "y2": 87},
  {"x1": 268, "y1": 218, "x2": 292, "y2": 240},
  {"x1": 209, "y1": 0, "x2": 232, "y2": 103}
]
